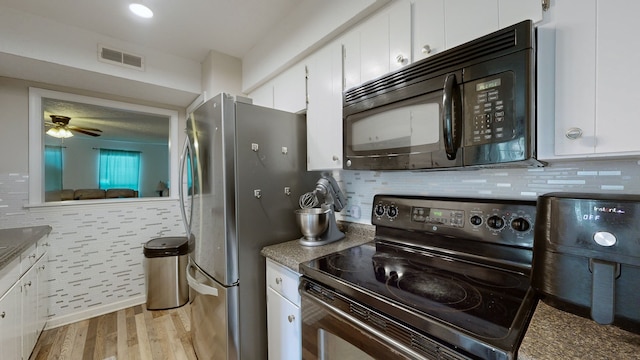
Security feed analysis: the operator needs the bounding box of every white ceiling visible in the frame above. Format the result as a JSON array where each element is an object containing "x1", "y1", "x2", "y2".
[{"x1": 0, "y1": 0, "x2": 302, "y2": 62}]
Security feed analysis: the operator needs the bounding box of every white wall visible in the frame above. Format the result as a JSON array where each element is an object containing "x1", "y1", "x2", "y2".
[
  {"x1": 0, "y1": 5, "x2": 201, "y2": 96},
  {"x1": 202, "y1": 50, "x2": 243, "y2": 100}
]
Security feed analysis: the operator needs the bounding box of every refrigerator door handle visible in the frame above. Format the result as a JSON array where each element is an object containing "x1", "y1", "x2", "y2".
[
  {"x1": 179, "y1": 133, "x2": 194, "y2": 235},
  {"x1": 187, "y1": 263, "x2": 219, "y2": 297}
]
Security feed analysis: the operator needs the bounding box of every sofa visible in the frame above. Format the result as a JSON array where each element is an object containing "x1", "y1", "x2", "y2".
[{"x1": 45, "y1": 188, "x2": 139, "y2": 201}]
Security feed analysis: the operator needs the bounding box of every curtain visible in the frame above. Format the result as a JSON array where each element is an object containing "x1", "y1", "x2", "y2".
[
  {"x1": 99, "y1": 149, "x2": 141, "y2": 190},
  {"x1": 44, "y1": 145, "x2": 63, "y2": 191}
]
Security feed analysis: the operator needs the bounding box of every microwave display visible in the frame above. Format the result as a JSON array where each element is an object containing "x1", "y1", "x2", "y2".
[{"x1": 464, "y1": 72, "x2": 515, "y2": 147}]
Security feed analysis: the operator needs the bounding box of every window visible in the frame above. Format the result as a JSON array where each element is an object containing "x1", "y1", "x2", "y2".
[
  {"x1": 44, "y1": 145, "x2": 63, "y2": 191},
  {"x1": 98, "y1": 149, "x2": 141, "y2": 190},
  {"x1": 28, "y1": 87, "x2": 179, "y2": 204}
]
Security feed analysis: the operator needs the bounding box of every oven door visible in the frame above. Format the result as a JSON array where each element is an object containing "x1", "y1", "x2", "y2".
[
  {"x1": 301, "y1": 290, "x2": 425, "y2": 360},
  {"x1": 343, "y1": 73, "x2": 463, "y2": 171}
]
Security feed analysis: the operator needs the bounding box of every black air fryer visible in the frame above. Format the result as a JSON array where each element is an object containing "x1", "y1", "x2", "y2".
[{"x1": 533, "y1": 192, "x2": 640, "y2": 333}]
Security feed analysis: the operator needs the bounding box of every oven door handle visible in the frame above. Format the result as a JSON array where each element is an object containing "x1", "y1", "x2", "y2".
[{"x1": 442, "y1": 73, "x2": 461, "y2": 160}]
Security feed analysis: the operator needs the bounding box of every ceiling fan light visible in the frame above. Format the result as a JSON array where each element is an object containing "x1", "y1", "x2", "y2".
[
  {"x1": 46, "y1": 127, "x2": 74, "y2": 138},
  {"x1": 129, "y1": 3, "x2": 153, "y2": 18}
]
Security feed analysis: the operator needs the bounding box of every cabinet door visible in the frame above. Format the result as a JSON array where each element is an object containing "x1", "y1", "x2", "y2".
[
  {"x1": 594, "y1": 0, "x2": 640, "y2": 154},
  {"x1": 498, "y1": 0, "x2": 543, "y2": 27},
  {"x1": 444, "y1": 0, "x2": 499, "y2": 49},
  {"x1": 266, "y1": 287, "x2": 301, "y2": 360},
  {"x1": 413, "y1": 0, "x2": 445, "y2": 62},
  {"x1": 306, "y1": 41, "x2": 343, "y2": 170},
  {"x1": 36, "y1": 252, "x2": 49, "y2": 337},
  {"x1": 273, "y1": 62, "x2": 307, "y2": 114},
  {"x1": 0, "y1": 282, "x2": 21, "y2": 360},
  {"x1": 552, "y1": 0, "x2": 597, "y2": 156},
  {"x1": 388, "y1": 0, "x2": 411, "y2": 72},
  {"x1": 342, "y1": 31, "x2": 361, "y2": 91},
  {"x1": 21, "y1": 265, "x2": 38, "y2": 360},
  {"x1": 359, "y1": 0, "x2": 411, "y2": 83}
]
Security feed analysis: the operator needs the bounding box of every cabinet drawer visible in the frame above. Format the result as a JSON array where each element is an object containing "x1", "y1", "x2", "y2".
[
  {"x1": 0, "y1": 257, "x2": 20, "y2": 297},
  {"x1": 20, "y1": 243, "x2": 37, "y2": 276},
  {"x1": 266, "y1": 259, "x2": 300, "y2": 306}
]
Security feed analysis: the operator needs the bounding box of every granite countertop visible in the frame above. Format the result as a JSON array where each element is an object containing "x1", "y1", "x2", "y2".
[
  {"x1": 0, "y1": 225, "x2": 52, "y2": 272},
  {"x1": 260, "y1": 222, "x2": 375, "y2": 272},
  {"x1": 261, "y1": 222, "x2": 640, "y2": 359}
]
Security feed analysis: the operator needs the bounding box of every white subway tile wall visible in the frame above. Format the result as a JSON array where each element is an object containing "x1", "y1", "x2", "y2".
[
  {"x1": 1, "y1": 158, "x2": 640, "y2": 325},
  {"x1": 0, "y1": 173, "x2": 184, "y2": 325},
  {"x1": 333, "y1": 159, "x2": 640, "y2": 223}
]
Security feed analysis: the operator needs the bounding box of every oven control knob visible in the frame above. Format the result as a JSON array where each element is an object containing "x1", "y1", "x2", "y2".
[
  {"x1": 470, "y1": 215, "x2": 483, "y2": 226},
  {"x1": 510, "y1": 217, "x2": 531, "y2": 232},
  {"x1": 387, "y1": 205, "x2": 398, "y2": 219},
  {"x1": 487, "y1": 215, "x2": 505, "y2": 230},
  {"x1": 374, "y1": 204, "x2": 386, "y2": 217}
]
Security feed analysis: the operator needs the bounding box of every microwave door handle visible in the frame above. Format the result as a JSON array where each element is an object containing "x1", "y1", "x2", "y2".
[{"x1": 442, "y1": 73, "x2": 460, "y2": 160}]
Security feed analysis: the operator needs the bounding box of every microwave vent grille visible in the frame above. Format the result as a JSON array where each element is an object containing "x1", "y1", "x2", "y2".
[{"x1": 344, "y1": 21, "x2": 531, "y2": 105}]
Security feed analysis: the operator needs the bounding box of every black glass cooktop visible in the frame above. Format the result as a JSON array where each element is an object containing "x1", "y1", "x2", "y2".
[{"x1": 301, "y1": 240, "x2": 534, "y2": 341}]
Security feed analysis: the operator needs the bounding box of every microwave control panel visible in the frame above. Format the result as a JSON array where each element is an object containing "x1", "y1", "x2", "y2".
[{"x1": 464, "y1": 71, "x2": 515, "y2": 146}]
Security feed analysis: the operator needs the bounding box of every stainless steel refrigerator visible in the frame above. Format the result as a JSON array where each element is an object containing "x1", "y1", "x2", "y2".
[{"x1": 180, "y1": 93, "x2": 316, "y2": 360}]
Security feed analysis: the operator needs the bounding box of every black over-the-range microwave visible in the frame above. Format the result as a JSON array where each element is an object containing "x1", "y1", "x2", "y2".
[{"x1": 343, "y1": 20, "x2": 544, "y2": 171}]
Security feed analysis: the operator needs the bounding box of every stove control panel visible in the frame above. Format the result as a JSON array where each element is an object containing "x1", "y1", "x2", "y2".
[{"x1": 372, "y1": 195, "x2": 536, "y2": 247}]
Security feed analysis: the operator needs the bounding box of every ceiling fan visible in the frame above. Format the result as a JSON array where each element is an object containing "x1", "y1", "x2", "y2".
[{"x1": 45, "y1": 115, "x2": 103, "y2": 138}]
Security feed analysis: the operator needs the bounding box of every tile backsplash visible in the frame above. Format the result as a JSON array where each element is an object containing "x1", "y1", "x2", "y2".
[{"x1": 333, "y1": 158, "x2": 640, "y2": 223}]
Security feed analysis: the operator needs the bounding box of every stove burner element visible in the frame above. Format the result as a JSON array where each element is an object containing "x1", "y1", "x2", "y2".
[
  {"x1": 387, "y1": 272, "x2": 483, "y2": 312},
  {"x1": 327, "y1": 254, "x2": 365, "y2": 272},
  {"x1": 464, "y1": 270, "x2": 523, "y2": 289}
]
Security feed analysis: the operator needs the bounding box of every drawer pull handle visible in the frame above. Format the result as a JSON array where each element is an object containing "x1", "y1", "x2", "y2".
[
  {"x1": 1, "y1": 311, "x2": 5, "y2": 318},
  {"x1": 275, "y1": 277, "x2": 282, "y2": 285},
  {"x1": 288, "y1": 315, "x2": 295, "y2": 323}
]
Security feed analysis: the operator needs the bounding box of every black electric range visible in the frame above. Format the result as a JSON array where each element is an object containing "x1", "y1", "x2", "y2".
[{"x1": 300, "y1": 195, "x2": 538, "y2": 360}]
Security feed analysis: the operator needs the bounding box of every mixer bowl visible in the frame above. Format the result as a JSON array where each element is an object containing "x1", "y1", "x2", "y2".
[{"x1": 295, "y1": 207, "x2": 330, "y2": 240}]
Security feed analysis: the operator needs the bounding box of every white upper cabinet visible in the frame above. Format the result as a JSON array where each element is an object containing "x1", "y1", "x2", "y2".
[
  {"x1": 344, "y1": 0, "x2": 412, "y2": 86},
  {"x1": 593, "y1": 0, "x2": 640, "y2": 154},
  {"x1": 538, "y1": 0, "x2": 640, "y2": 158},
  {"x1": 498, "y1": 0, "x2": 543, "y2": 27},
  {"x1": 413, "y1": 0, "x2": 445, "y2": 61},
  {"x1": 415, "y1": 0, "x2": 542, "y2": 58},
  {"x1": 305, "y1": 41, "x2": 343, "y2": 170},
  {"x1": 444, "y1": 0, "x2": 499, "y2": 49},
  {"x1": 273, "y1": 62, "x2": 307, "y2": 114}
]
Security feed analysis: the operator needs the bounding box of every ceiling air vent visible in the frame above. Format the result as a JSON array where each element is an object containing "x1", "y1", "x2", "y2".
[{"x1": 98, "y1": 44, "x2": 145, "y2": 71}]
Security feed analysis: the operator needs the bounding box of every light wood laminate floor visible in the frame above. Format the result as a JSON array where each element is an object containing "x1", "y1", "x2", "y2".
[{"x1": 30, "y1": 303, "x2": 196, "y2": 360}]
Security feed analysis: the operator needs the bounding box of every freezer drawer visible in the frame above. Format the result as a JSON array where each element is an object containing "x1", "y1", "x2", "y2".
[{"x1": 187, "y1": 261, "x2": 239, "y2": 360}]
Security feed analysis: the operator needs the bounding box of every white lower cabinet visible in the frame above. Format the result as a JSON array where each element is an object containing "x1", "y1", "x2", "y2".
[
  {"x1": 21, "y1": 263, "x2": 38, "y2": 359},
  {"x1": 0, "y1": 282, "x2": 21, "y2": 360},
  {"x1": 0, "y1": 240, "x2": 49, "y2": 360},
  {"x1": 266, "y1": 259, "x2": 301, "y2": 360}
]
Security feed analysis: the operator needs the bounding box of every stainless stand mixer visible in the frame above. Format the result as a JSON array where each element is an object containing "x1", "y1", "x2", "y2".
[{"x1": 295, "y1": 174, "x2": 346, "y2": 246}]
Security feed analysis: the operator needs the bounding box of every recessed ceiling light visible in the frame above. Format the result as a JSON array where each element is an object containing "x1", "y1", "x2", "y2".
[{"x1": 129, "y1": 3, "x2": 154, "y2": 18}]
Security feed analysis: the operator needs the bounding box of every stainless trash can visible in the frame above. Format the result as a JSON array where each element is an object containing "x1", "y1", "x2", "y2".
[{"x1": 144, "y1": 236, "x2": 189, "y2": 310}]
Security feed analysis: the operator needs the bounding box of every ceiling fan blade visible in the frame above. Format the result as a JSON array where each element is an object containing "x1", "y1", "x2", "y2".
[
  {"x1": 71, "y1": 128, "x2": 101, "y2": 137},
  {"x1": 67, "y1": 125, "x2": 103, "y2": 132}
]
